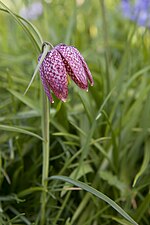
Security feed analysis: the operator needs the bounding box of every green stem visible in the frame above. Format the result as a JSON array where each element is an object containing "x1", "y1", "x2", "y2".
[
  {"x1": 99, "y1": 0, "x2": 110, "y2": 95},
  {"x1": 40, "y1": 88, "x2": 50, "y2": 225}
]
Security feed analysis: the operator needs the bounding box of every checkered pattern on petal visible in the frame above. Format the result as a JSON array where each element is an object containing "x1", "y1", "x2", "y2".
[
  {"x1": 55, "y1": 44, "x2": 89, "y2": 90},
  {"x1": 71, "y1": 46, "x2": 94, "y2": 86},
  {"x1": 39, "y1": 49, "x2": 68, "y2": 102},
  {"x1": 39, "y1": 43, "x2": 94, "y2": 103},
  {"x1": 39, "y1": 62, "x2": 54, "y2": 103}
]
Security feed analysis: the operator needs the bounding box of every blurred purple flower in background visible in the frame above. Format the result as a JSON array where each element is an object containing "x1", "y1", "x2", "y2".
[
  {"x1": 20, "y1": 2, "x2": 43, "y2": 20},
  {"x1": 121, "y1": 0, "x2": 150, "y2": 27}
]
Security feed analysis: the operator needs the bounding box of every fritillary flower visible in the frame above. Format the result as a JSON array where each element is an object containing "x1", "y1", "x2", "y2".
[{"x1": 38, "y1": 43, "x2": 94, "y2": 103}]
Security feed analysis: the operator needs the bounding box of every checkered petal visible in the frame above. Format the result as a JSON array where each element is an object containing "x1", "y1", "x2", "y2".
[
  {"x1": 71, "y1": 46, "x2": 94, "y2": 86},
  {"x1": 39, "y1": 49, "x2": 68, "y2": 102},
  {"x1": 39, "y1": 64, "x2": 54, "y2": 103},
  {"x1": 55, "y1": 44, "x2": 92, "y2": 90}
]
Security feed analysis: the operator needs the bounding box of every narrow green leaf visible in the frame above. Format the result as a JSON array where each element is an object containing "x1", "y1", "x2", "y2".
[
  {"x1": 8, "y1": 89, "x2": 40, "y2": 112},
  {"x1": 133, "y1": 138, "x2": 150, "y2": 187},
  {"x1": 50, "y1": 175, "x2": 138, "y2": 225},
  {"x1": 0, "y1": 1, "x2": 41, "y2": 52},
  {"x1": 7, "y1": 206, "x2": 31, "y2": 225},
  {"x1": 24, "y1": 44, "x2": 51, "y2": 95},
  {"x1": 18, "y1": 187, "x2": 44, "y2": 197},
  {"x1": 0, "y1": 8, "x2": 43, "y2": 45},
  {"x1": 53, "y1": 132, "x2": 79, "y2": 140},
  {"x1": 0, "y1": 194, "x2": 23, "y2": 203},
  {"x1": 61, "y1": 164, "x2": 93, "y2": 197},
  {"x1": 112, "y1": 217, "x2": 134, "y2": 225},
  {"x1": 0, "y1": 124, "x2": 43, "y2": 141},
  {"x1": 134, "y1": 193, "x2": 150, "y2": 222}
]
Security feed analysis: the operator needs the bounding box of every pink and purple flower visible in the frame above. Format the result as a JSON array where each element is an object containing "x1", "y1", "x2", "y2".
[{"x1": 38, "y1": 43, "x2": 94, "y2": 103}]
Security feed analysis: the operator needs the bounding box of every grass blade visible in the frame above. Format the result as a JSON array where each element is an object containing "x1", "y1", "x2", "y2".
[
  {"x1": 133, "y1": 138, "x2": 150, "y2": 187},
  {"x1": 50, "y1": 175, "x2": 138, "y2": 225},
  {"x1": 0, "y1": 124, "x2": 43, "y2": 141}
]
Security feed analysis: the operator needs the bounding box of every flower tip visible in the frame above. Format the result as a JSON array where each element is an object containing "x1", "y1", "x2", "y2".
[
  {"x1": 51, "y1": 100, "x2": 54, "y2": 103},
  {"x1": 91, "y1": 81, "x2": 94, "y2": 86},
  {"x1": 61, "y1": 98, "x2": 67, "y2": 102},
  {"x1": 86, "y1": 89, "x2": 88, "y2": 92}
]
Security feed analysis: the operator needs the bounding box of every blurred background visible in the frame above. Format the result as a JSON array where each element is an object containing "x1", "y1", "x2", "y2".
[{"x1": 0, "y1": 0, "x2": 150, "y2": 224}]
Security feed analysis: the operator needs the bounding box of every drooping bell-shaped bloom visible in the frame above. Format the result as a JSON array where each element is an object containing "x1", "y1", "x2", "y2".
[
  {"x1": 38, "y1": 43, "x2": 94, "y2": 103},
  {"x1": 121, "y1": 0, "x2": 150, "y2": 27}
]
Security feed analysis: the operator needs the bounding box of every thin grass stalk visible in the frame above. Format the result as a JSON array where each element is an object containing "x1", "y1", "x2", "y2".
[
  {"x1": 40, "y1": 87, "x2": 50, "y2": 225},
  {"x1": 99, "y1": 0, "x2": 110, "y2": 95}
]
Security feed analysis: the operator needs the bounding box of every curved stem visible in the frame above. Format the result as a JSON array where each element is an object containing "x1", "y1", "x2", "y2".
[{"x1": 42, "y1": 41, "x2": 54, "y2": 53}]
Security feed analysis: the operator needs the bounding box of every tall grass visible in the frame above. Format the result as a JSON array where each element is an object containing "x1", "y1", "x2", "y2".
[{"x1": 0, "y1": 0, "x2": 150, "y2": 225}]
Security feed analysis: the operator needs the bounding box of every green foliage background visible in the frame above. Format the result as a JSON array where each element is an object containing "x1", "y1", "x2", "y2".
[{"x1": 0, "y1": 0, "x2": 150, "y2": 224}]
